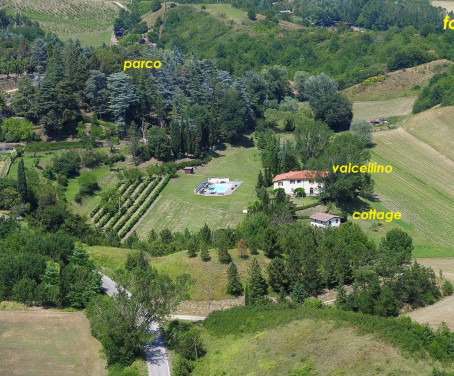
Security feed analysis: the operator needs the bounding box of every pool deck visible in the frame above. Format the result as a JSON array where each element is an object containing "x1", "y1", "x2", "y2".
[{"x1": 195, "y1": 181, "x2": 243, "y2": 196}]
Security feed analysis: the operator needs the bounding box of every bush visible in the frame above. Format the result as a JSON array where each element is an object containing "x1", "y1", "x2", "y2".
[
  {"x1": 53, "y1": 151, "x2": 80, "y2": 177},
  {"x1": 172, "y1": 355, "x2": 194, "y2": 376},
  {"x1": 442, "y1": 280, "x2": 454, "y2": 296}
]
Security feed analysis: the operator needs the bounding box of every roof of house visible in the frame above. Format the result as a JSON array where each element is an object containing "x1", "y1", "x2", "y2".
[
  {"x1": 310, "y1": 213, "x2": 340, "y2": 222},
  {"x1": 272, "y1": 170, "x2": 329, "y2": 182}
]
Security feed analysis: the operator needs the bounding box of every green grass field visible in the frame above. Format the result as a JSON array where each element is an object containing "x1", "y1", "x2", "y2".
[
  {"x1": 190, "y1": 3, "x2": 248, "y2": 20},
  {"x1": 404, "y1": 105, "x2": 454, "y2": 161},
  {"x1": 87, "y1": 245, "x2": 271, "y2": 300},
  {"x1": 0, "y1": 310, "x2": 107, "y2": 376},
  {"x1": 194, "y1": 315, "x2": 438, "y2": 375},
  {"x1": 3, "y1": 0, "x2": 117, "y2": 46},
  {"x1": 367, "y1": 127, "x2": 454, "y2": 257},
  {"x1": 134, "y1": 142, "x2": 261, "y2": 236}
]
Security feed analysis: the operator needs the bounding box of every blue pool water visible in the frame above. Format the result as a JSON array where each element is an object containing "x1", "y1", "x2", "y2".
[{"x1": 209, "y1": 183, "x2": 230, "y2": 193}]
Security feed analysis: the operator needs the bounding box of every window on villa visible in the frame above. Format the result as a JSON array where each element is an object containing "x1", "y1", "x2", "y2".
[
  {"x1": 297, "y1": 180, "x2": 301, "y2": 183},
  {"x1": 309, "y1": 180, "x2": 314, "y2": 184},
  {"x1": 278, "y1": 182, "x2": 283, "y2": 186},
  {"x1": 290, "y1": 180, "x2": 295, "y2": 184}
]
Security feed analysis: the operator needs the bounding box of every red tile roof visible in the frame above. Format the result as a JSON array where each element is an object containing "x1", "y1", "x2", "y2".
[{"x1": 272, "y1": 170, "x2": 329, "y2": 183}]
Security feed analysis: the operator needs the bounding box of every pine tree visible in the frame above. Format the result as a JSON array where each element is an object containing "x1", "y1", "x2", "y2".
[
  {"x1": 17, "y1": 159, "x2": 27, "y2": 202},
  {"x1": 290, "y1": 281, "x2": 307, "y2": 303},
  {"x1": 244, "y1": 283, "x2": 251, "y2": 306},
  {"x1": 217, "y1": 247, "x2": 231, "y2": 264},
  {"x1": 199, "y1": 223, "x2": 211, "y2": 245},
  {"x1": 236, "y1": 238, "x2": 248, "y2": 259},
  {"x1": 226, "y1": 262, "x2": 243, "y2": 297},
  {"x1": 248, "y1": 258, "x2": 267, "y2": 302},
  {"x1": 263, "y1": 227, "x2": 281, "y2": 258},
  {"x1": 277, "y1": 288, "x2": 286, "y2": 304},
  {"x1": 200, "y1": 242, "x2": 211, "y2": 262},
  {"x1": 335, "y1": 279, "x2": 348, "y2": 309},
  {"x1": 187, "y1": 238, "x2": 198, "y2": 258}
]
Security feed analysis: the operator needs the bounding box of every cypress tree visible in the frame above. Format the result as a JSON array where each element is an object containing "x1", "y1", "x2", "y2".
[
  {"x1": 217, "y1": 247, "x2": 231, "y2": 264},
  {"x1": 256, "y1": 170, "x2": 265, "y2": 191},
  {"x1": 248, "y1": 258, "x2": 267, "y2": 302},
  {"x1": 226, "y1": 262, "x2": 243, "y2": 297},
  {"x1": 17, "y1": 159, "x2": 27, "y2": 202},
  {"x1": 187, "y1": 238, "x2": 198, "y2": 258}
]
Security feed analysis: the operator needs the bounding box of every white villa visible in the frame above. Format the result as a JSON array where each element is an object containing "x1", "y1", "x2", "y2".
[
  {"x1": 272, "y1": 170, "x2": 328, "y2": 196},
  {"x1": 310, "y1": 213, "x2": 341, "y2": 228}
]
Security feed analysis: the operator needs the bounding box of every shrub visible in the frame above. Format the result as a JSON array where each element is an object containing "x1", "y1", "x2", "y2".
[
  {"x1": 442, "y1": 280, "x2": 454, "y2": 296},
  {"x1": 53, "y1": 151, "x2": 80, "y2": 177}
]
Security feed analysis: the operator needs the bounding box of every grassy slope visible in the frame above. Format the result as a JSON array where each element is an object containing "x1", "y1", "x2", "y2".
[
  {"x1": 353, "y1": 97, "x2": 416, "y2": 120},
  {"x1": 368, "y1": 127, "x2": 454, "y2": 257},
  {"x1": 195, "y1": 315, "x2": 439, "y2": 376},
  {"x1": 87, "y1": 245, "x2": 271, "y2": 300},
  {"x1": 135, "y1": 141, "x2": 261, "y2": 236},
  {"x1": 404, "y1": 106, "x2": 454, "y2": 161},
  {"x1": 344, "y1": 60, "x2": 453, "y2": 101},
  {"x1": 0, "y1": 310, "x2": 107, "y2": 376},
  {"x1": 2, "y1": 0, "x2": 117, "y2": 46}
]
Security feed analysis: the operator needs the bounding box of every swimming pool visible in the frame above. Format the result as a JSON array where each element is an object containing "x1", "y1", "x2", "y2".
[{"x1": 209, "y1": 183, "x2": 230, "y2": 193}]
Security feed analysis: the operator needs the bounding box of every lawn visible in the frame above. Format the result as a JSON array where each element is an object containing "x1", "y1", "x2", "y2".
[
  {"x1": 0, "y1": 310, "x2": 107, "y2": 376},
  {"x1": 4, "y1": 0, "x2": 117, "y2": 47},
  {"x1": 404, "y1": 105, "x2": 454, "y2": 161},
  {"x1": 7, "y1": 152, "x2": 55, "y2": 177},
  {"x1": 368, "y1": 127, "x2": 454, "y2": 257},
  {"x1": 87, "y1": 245, "x2": 271, "y2": 301},
  {"x1": 134, "y1": 141, "x2": 262, "y2": 236},
  {"x1": 194, "y1": 316, "x2": 436, "y2": 375},
  {"x1": 353, "y1": 97, "x2": 416, "y2": 120}
]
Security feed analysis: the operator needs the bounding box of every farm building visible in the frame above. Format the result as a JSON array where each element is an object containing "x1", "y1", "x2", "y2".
[
  {"x1": 184, "y1": 166, "x2": 194, "y2": 175},
  {"x1": 310, "y1": 213, "x2": 341, "y2": 228},
  {"x1": 273, "y1": 170, "x2": 328, "y2": 196}
]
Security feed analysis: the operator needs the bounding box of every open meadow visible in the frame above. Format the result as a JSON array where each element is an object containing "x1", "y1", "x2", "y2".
[
  {"x1": 352, "y1": 97, "x2": 416, "y2": 120},
  {"x1": 1, "y1": 0, "x2": 118, "y2": 46},
  {"x1": 368, "y1": 127, "x2": 454, "y2": 257},
  {"x1": 0, "y1": 310, "x2": 107, "y2": 376},
  {"x1": 194, "y1": 313, "x2": 439, "y2": 376},
  {"x1": 134, "y1": 142, "x2": 261, "y2": 236},
  {"x1": 404, "y1": 106, "x2": 454, "y2": 161}
]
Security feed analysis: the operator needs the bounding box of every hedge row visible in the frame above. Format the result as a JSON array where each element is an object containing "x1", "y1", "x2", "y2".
[
  {"x1": 119, "y1": 175, "x2": 171, "y2": 239},
  {"x1": 114, "y1": 175, "x2": 163, "y2": 233},
  {"x1": 294, "y1": 200, "x2": 321, "y2": 211},
  {"x1": 97, "y1": 179, "x2": 142, "y2": 227},
  {"x1": 90, "y1": 181, "x2": 123, "y2": 218},
  {"x1": 106, "y1": 177, "x2": 154, "y2": 231}
]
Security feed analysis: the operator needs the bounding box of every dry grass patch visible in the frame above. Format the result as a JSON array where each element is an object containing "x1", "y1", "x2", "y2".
[
  {"x1": 353, "y1": 97, "x2": 416, "y2": 120},
  {"x1": 431, "y1": 0, "x2": 454, "y2": 12},
  {"x1": 344, "y1": 60, "x2": 453, "y2": 101},
  {"x1": 0, "y1": 310, "x2": 107, "y2": 376},
  {"x1": 404, "y1": 105, "x2": 454, "y2": 161}
]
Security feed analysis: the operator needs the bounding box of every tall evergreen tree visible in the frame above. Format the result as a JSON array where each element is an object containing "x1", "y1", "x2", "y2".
[
  {"x1": 17, "y1": 159, "x2": 27, "y2": 202},
  {"x1": 263, "y1": 227, "x2": 281, "y2": 258},
  {"x1": 248, "y1": 258, "x2": 267, "y2": 302},
  {"x1": 107, "y1": 72, "x2": 137, "y2": 134},
  {"x1": 200, "y1": 242, "x2": 211, "y2": 262},
  {"x1": 226, "y1": 262, "x2": 243, "y2": 297}
]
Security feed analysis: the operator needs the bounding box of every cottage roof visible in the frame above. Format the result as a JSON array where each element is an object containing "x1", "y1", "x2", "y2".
[
  {"x1": 310, "y1": 213, "x2": 340, "y2": 222},
  {"x1": 272, "y1": 170, "x2": 329, "y2": 182}
]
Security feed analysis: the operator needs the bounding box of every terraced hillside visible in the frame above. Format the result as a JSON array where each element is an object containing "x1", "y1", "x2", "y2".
[
  {"x1": 370, "y1": 127, "x2": 454, "y2": 256},
  {"x1": 0, "y1": 0, "x2": 118, "y2": 46}
]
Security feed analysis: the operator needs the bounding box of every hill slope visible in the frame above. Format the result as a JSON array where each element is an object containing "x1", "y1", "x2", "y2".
[
  {"x1": 344, "y1": 60, "x2": 453, "y2": 101},
  {"x1": 369, "y1": 127, "x2": 454, "y2": 256},
  {"x1": 1, "y1": 0, "x2": 117, "y2": 46}
]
